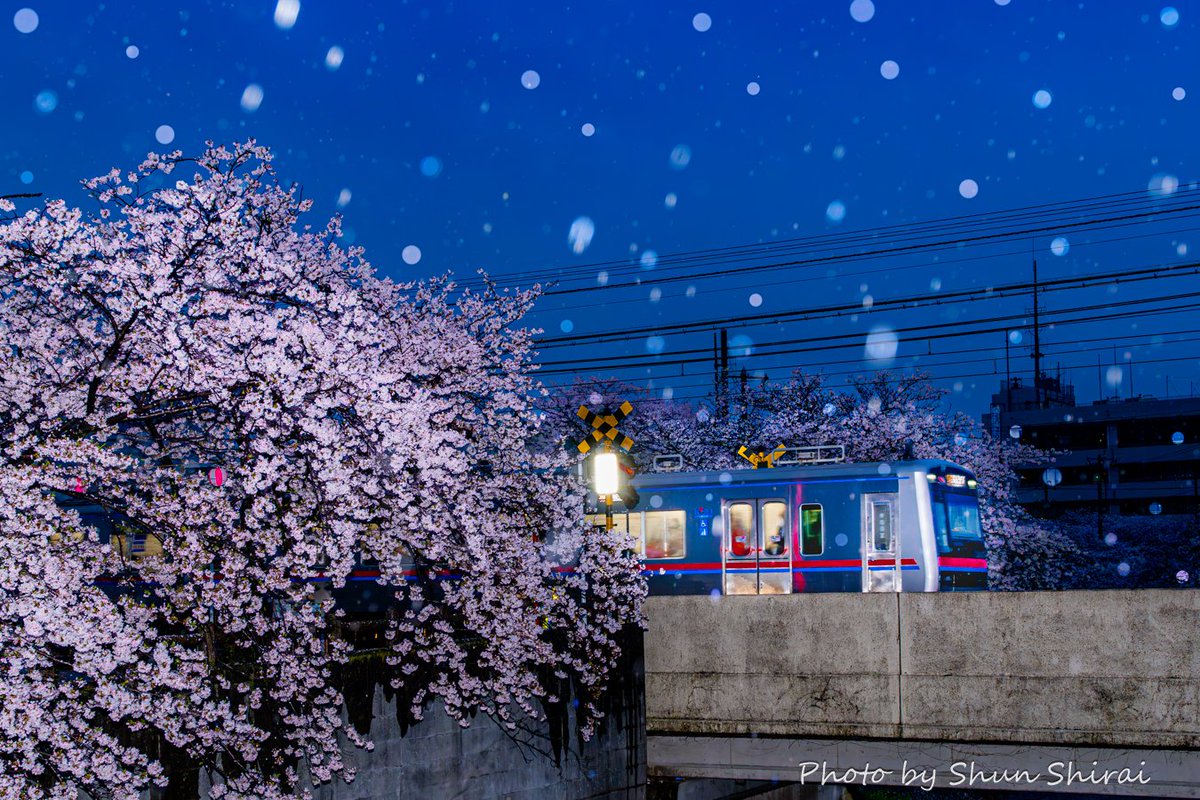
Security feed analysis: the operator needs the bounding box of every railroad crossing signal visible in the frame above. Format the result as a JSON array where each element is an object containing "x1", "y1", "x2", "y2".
[
  {"x1": 575, "y1": 400, "x2": 634, "y2": 453},
  {"x1": 738, "y1": 444, "x2": 787, "y2": 469}
]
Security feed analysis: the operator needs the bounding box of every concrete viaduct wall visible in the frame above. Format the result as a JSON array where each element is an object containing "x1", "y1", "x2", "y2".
[{"x1": 645, "y1": 591, "x2": 1200, "y2": 797}]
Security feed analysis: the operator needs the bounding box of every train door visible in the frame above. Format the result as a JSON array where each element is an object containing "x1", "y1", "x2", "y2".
[
  {"x1": 862, "y1": 492, "x2": 900, "y2": 592},
  {"x1": 722, "y1": 499, "x2": 792, "y2": 595}
]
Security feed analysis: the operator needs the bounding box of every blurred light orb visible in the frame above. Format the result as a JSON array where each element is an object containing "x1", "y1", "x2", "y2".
[
  {"x1": 240, "y1": 83, "x2": 264, "y2": 112},
  {"x1": 1172, "y1": 431, "x2": 1185, "y2": 445},
  {"x1": 650, "y1": 494, "x2": 663, "y2": 509},
  {"x1": 520, "y1": 69, "x2": 541, "y2": 89},
  {"x1": 649, "y1": 287, "x2": 662, "y2": 303},
  {"x1": 34, "y1": 90, "x2": 57, "y2": 113},
  {"x1": 730, "y1": 334, "x2": 754, "y2": 357},
  {"x1": 749, "y1": 292, "x2": 763, "y2": 307},
  {"x1": 692, "y1": 12, "x2": 712, "y2": 32},
  {"x1": 958, "y1": 179, "x2": 979, "y2": 198},
  {"x1": 1117, "y1": 561, "x2": 1131, "y2": 576},
  {"x1": 823, "y1": 402, "x2": 836, "y2": 416},
  {"x1": 685, "y1": 284, "x2": 696, "y2": 297},
  {"x1": 273, "y1": 0, "x2": 300, "y2": 30},
  {"x1": 1172, "y1": 86, "x2": 1186, "y2": 101},
  {"x1": 1032, "y1": 89, "x2": 1053, "y2": 109},
  {"x1": 1105, "y1": 365, "x2": 1123, "y2": 388},
  {"x1": 1105, "y1": 533, "x2": 1118, "y2": 545},
  {"x1": 1160, "y1": 6, "x2": 1180, "y2": 28},
  {"x1": 645, "y1": 335, "x2": 666, "y2": 354},
  {"x1": 1009, "y1": 330, "x2": 1023, "y2": 345},
  {"x1": 640, "y1": 250, "x2": 658, "y2": 270},
  {"x1": 336, "y1": 188, "x2": 351, "y2": 209},
  {"x1": 1050, "y1": 236, "x2": 1070, "y2": 256},
  {"x1": 880, "y1": 60, "x2": 900, "y2": 80},
  {"x1": 1177, "y1": 570, "x2": 1190, "y2": 583},
  {"x1": 1150, "y1": 502, "x2": 1163, "y2": 515},
  {"x1": 1009, "y1": 424, "x2": 1022, "y2": 439},
  {"x1": 401, "y1": 245, "x2": 422, "y2": 265},
  {"x1": 826, "y1": 200, "x2": 847, "y2": 223},
  {"x1": 596, "y1": 270, "x2": 609, "y2": 286},
  {"x1": 849, "y1": 0, "x2": 875, "y2": 23},
  {"x1": 746, "y1": 81, "x2": 761, "y2": 95},
  {"x1": 664, "y1": 192, "x2": 678, "y2": 208},
  {"x1": 669, "y1": 144, "x2": 692, "y2": 169},
  {"x1": 419, "y1": 156, "x2": 442, "y2": 177},
  {"x1": 13, "y1": 8, "x2": 38, "y2": 33},
  {"x1": 155, "y1": 124, "x2": 175, "y2": 144},
  {"x1": 718, "y1": 471, "x2": 733, "y2": 485},
  {"x1": 568, "y1": 216, "x2": 595, "y2": 254},
  {"x1": 126, "y1": 45, "x2": 140, "y2": 59},
  {"x1": 835, "y1": 533, "x2": 849, "y2": 547},
  {"x1": 929, "y1": 277, "x2": 942, "y2": 290},
  {"x1": 20, "y1": 171, "x2": 33, "y2": 184},
  {"x1": 581, "y1": 122, "x2": 595, "y2": 136},
  {"x1": 865, "y1": 326, "x2": 899, "y2": 363},
  {"x1": 559, "y1": 319, "x2": 573, "y2": 333},
  {"x1": 325, "y1": 45, "x2": 344, "y2": 71},
  {"x1": 994, "y1": 0, "x2": 1011, "y2": 5},
  {"x1": 1148, "y1": 173, "x2": 1179, "y2": 196}
]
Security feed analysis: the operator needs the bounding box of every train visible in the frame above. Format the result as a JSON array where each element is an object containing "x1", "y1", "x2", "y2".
[{"x1": 588, "y1": 455, "x2": 988, "y2": 594}]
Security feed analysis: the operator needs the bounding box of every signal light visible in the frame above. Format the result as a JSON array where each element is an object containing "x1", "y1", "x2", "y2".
[{"x1": 594, "y1": 452, "x2": 619, "y2": 496}]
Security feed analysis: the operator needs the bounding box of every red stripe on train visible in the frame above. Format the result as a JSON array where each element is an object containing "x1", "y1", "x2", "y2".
[{"x1": 937, "y1": 557, "x2": 988, "y2": 569}]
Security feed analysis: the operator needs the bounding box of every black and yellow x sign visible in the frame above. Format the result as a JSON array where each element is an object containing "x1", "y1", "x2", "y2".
[
  {"x1": 737, "y1": 444, "x2": 786, "y2": 469},
  {"x1": 575, "y1": 400, "x2": 634, "y2": 453}
]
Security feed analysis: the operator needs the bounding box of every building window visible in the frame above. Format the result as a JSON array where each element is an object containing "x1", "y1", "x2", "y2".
[{"x1": 800, "y1": 504, "x2": 823, "y2": 556}]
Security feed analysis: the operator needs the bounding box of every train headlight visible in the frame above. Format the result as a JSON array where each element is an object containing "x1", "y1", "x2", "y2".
[
  {"x1": 967, "y1": 479, "x2": 978, "y2": 489},
  {"x1": 594, "y1": 452, "x2": 619, "y2": 496}
]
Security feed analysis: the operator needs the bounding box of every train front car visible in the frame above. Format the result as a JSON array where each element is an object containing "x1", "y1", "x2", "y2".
[
  {"x1": 915, "y1": 462, "x2": 989, "y2": 590},
  {"x1": 602, "y1": 458, "x2": 988, "y2": 596}
]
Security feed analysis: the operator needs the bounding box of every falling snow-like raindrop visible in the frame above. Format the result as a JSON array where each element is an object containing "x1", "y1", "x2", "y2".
[
  {"x1": 646, "y1": 335, "x2": 665, "y2": 354},
  {"x1": 13, "y1": 8, "x2": 38, "y2": 33},
  {"x1": 835, "y1": 533, "x2": 849, "y2": 547},
  {"x1": 709, "y1": 588, "x2": 721, "y2": 603},
  {"x1": 568, "y1": 217, "x2": 595, "y2": 254},
  {"x1": 420, "y1": 156, "x2": 442, "y2": 177},
  {"x1": 336, "y1": 188, "x2": 351, "y2": 208},
  {"x1": 155, "y1": 125, "x2": 175, "y2": 144},
  {"x1": 823, "y1": 403, "x2": 836, "y2": 416},
  {"x1": 126, "y1": 45, "x2": 140, "y2": 58},
  {"x1": 401, "y1": 245, "x2": 421, "y2": 265},
  {"x1": 718, "y1": 471, "x2": 733, "y2": 485},
  {"x1": 560, "y1": 319, "x2": 573, "y2": 333},
  {"x1": 685, "y1": 285, "x2": 696, "y2": 297},
  {"x1": 325, "y1": 46, "x2": 344, "y2": 70},
  {"x1": 865, "y1": 326, "x2": 898, "y2": 364},
  {"x1": 1178, "y1": 570, "x2": 1190, "y2": 583},
  {"x1": 669, "y1": 144, "x2": 692, "y2": 169},
  {"x1": 34, "y1": 90, "x2": 57, "y2": 113},
  {"x1": 1050, "y1": 236, "x2": 1070, "y2": 256},
  {"x1": 240, "y1": 84, "x2": 264, "y2": 112},
  {"x1": 274, "y1": 0, "x2": 300, "y2": 30},
  {"x1": 649, "y1": 287, "x2": 662, "y2": 303},
  {"x1": 20, "y1": 171, "x2": 33, "y2": 184},
  {"x1": 1117, "y1": 562, "x2": 1131, "y2": 576},
  {"x1": 664, "y1": 192, "x2": 678, "y2": 208},
  {"x1": 640, "y1": 250, "x2": 658, "y2": 270},
  {"x1": 877, "y1": 464, "x2": 892, "y2": 475},
  {"x1": 1160, "y1": 6, "x2": 1180, "y2": 28},
  {"x1": 994, "y1": 0, "x2": 1011, "y2": 5},
  {"x1": 581, "y1": 122, "x2": 595, "y2": 136},
  {"x1": 746, "y1": 81, "x2": 761, "y2": 95},
  {"x1": 650, "y1": 495, "x2": 663, "y2": 509},
  {"x1": 880, "y1": 60, "x2": 900, "y2": 80},
  {"x1": 1009, "y1": 330, "x2": 1023, "y2": 345},
  {"x1": 930, "y1": 277, "x2": 942, "y2": 291},
  {"x1": 849, "y1": 0, "x2": 875, "y2": 23},
  {"x1": 1150, "y1": 502, "x2": 1163, "y2": 515},
  {"x1": 1148, "y1": 173, "x2": 1179, "y2": 196},
  {"x1": 749, "y1": 293, "x2": 763, "y2": 307},
  {"x1": 1172, "y1": 87, "x2": 1186, "y2": 101},
  {"x1": 1009, "y1": 424, "x2": 1022, "y2": 439},
  {"x1": 730, "y1": 334, "x2": 754, "y2": 357},
  {"x1": 597, "y1": 270, "x2": 609, "y2": 286},
  {"x1": 1105, "y1": 365, "x2": 1123, "y2": 389},
  {"x1": 696, "y1": 408, "x2": 711, "y2": 423},
  {"x1": 826, "y1": 200, "x2": 846, "y2": 223},
  {"x1": 958, "y1": 179, "x2": 979, "y2": 199},
  {"x1": 692, "y1": 12, "x2": 712, "y2": 32},
  {"x1": 1032, "y1": 89, "x2": 1053, "y2": 109},
  {"x1": 1172, "y1": 431, "x2": 1185, "y2": 445},
  {"x1": 521, "y1": 69, "x2": 541, "y2": 89}
]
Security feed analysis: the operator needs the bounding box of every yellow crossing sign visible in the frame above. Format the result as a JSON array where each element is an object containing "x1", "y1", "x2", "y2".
[
  {"x1": 737, "y1": 444, "x2": 787, "y2": 469},
  {"x1": 575, "y1": 400, "x2": 634, "y2": 453}
]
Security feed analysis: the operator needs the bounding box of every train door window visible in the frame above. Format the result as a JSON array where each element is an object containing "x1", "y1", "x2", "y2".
[
  {"x1": 643, "y1": 510, "x2": 686, "y2": 559},
  {"x1": 727, "y1": 502, "x2": 754, "y2": 558},
  {"x1": 871, "y1": 502, "x2": 893, "y2": 551},
  {"x1": 799, "y1": 504, "x2": 823, "y2": 556},
  {"x1": 761, "y1": 502, "x2": 787, "y2": 556}
]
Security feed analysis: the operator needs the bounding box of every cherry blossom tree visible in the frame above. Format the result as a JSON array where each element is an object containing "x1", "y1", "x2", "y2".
[{"x1": 0, "y1": 142, "x2": 643, "y2": 800}]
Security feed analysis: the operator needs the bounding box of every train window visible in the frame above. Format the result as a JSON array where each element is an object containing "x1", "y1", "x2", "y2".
[
  {"x1": 761, "y1": 501, "x2": 787, "y2": 556},
  {"x1": 727, "y1": 503, "x2": 754, "y2": 557},
  {"x1": 112, "y1": 525, "x2": 163, "y2": 559},
  {"x1": 643, "y1": 510, "x2": 685, "y2": 559},
  {"x1": 871, "y1": 502, "x2": 893, "y2": 551},
  {"x1": 587, "y1": 512, "x2": 644, "y2": 555},
  {"x1": 931, "y1": 499, "x2": 950, "y2": 552},
  {"x1": 799, "y1": 504, "x2": 823, "y2": 555}
]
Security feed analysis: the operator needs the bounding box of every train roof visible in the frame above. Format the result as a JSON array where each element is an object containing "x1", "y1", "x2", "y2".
[{"x1": 631, "y1": 459, "x2": 972, "y2": 489}]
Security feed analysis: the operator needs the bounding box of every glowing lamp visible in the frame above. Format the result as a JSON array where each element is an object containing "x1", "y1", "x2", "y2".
[{"x1": 593, "y1": 452, "x2": 619, "y2": 496}]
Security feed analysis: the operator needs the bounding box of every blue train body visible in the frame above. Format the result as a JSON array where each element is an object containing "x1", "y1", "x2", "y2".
[{"x1": 590, "y1": 459, "x2": 988, "y2": 594}]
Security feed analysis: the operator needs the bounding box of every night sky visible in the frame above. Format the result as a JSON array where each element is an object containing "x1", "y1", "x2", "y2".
[{"x1": 3, "y1": 1, "x2": 1197, "y2": 415}]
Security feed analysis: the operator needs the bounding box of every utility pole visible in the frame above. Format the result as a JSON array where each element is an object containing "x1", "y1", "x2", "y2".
[
  {"x1": 1005, "y1": 331, "x2": 1012, "y2": 409},
  {"x1": 1032, "y1": 258, "x2": 1043, "y2": 409}
]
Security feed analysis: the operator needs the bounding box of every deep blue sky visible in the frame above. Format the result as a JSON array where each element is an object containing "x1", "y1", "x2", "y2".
[{"x1": 2, "y1": 1, "x2": 1197, "y2": 416}]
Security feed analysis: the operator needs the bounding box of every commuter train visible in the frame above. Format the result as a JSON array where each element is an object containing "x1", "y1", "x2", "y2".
[{"x1": 588, "y1": 458, "x2": 988, "y2": 594}]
